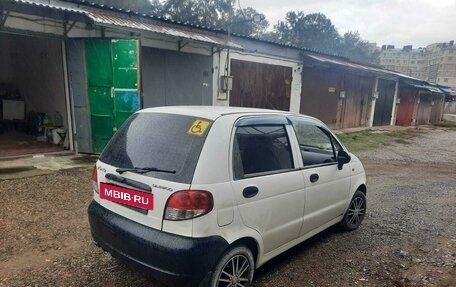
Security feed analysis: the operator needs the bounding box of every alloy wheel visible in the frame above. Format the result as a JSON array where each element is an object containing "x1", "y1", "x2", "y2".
[
  {"x1": 347, "y1": 196, "x2": 365, "y2": 227},
  {"x1": 217, "y1": 254, "x2": 251, "y2": 287}
]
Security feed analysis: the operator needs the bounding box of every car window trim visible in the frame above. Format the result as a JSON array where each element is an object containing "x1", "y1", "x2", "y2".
[
  {"x1": 299, "y1": 162, "x2": 338, "y2": 170},
  {"x1": 235, "y1": 168, "x2": 300, "y2": 181},
  {"x1": 235, "y1": 116, "x2": 289, "y2": 127}
]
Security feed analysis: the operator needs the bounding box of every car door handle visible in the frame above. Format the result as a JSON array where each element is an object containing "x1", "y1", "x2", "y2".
[
  {"x1": 310, "y1": 173, "x2": 319, "y2": 183},
  {"x1": 243, "y1": 186, "x2": 259, "y2": 198}
]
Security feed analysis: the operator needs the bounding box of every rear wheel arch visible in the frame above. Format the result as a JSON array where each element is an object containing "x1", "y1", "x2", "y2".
[
  {"x1": 229, "y1": 237, "x2": 259, "y2": 267},
  {"x1": 357, "y1": 184, "x2": 367, "y2": 195}
]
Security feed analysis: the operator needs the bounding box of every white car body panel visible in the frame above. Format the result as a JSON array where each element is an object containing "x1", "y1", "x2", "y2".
[
  {"x1": 300, "y1": 164, "x2": 351, "y2": 236},
  {"x1": 231, "y1": 171, "x2": 305, "y2": 253},
  {"x1": 93, "y1": 106, "x2": 367, "y2": 271}
]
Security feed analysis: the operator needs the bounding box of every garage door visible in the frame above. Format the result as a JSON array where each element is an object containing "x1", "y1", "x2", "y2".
[
  {"x1": 141, "y1": 47, "x2": 213, "y2": 107},
  {"x1": 85, "y1": 39, "x2": 140, "y2": 153},
  {"x1": 373, "y1": 79, "x2": 396, "y2": 126},
  {"x1": 230, "y1": 60, "x2": 292, "y2": 111}
]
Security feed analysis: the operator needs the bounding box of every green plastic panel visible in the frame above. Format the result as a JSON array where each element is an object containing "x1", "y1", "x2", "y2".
[
  {"x1": 85, "y1": 39, "x2": 140, "y2": 153},
  {"x1": 91, "y1": 115, "x2": 114, "y2": 153},
  {"x1": 88, "y1": 87, "x2": 113, "y2": 115},
  {"x1": 114, "y1": 89, "x2": 140, "y2": 128},
  {"x1": 85, "y1": 40, "x2": 113, "y2": 87},
  {"x1": 112, "y1": 39, "x2": 138, "y2": 89}
]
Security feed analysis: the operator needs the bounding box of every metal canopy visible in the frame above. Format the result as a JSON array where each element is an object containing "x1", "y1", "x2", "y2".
[
  {"x1": 84, "y1": 9, "x2": 241, "y2": 49},
  {"x1": 407, "y1": 84, "x2": 443, "y2": 94},
  {"x1": 3, "y1": 0, "x2": 242, "y2": 49},
  {"x1": 302, "y1": 53, "x2": 419, "y2": 81},
  {"x1": 6, "y1": 0, "x2": 86, "y2": 14}
]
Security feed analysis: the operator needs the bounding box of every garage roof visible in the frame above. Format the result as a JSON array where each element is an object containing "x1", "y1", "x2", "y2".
[
  {"x1": 9, "y1": 0, "x2": 85, "y2": 14},
  {"x1": 5, "y1": 0, "x2": 241, "y2": 49},
  {"x1": 302, "y1": 53, "x2": 421, "y2": 82},
  {"x1": 84, "y1": 9, "x2": 241, "y2": 48},
  {"x1": 407, "y1": 84, "x2": 444, "y2": 94}
]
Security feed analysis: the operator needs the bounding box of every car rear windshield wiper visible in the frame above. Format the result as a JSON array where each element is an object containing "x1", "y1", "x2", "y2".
[{"x1": 116, "y1": 167, "x2": 176, "y2": 175}]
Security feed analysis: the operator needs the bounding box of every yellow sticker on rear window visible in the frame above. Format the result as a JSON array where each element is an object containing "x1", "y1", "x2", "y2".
[{"x1": 188, "y1": 120, "x2": 210, "y2": 136}]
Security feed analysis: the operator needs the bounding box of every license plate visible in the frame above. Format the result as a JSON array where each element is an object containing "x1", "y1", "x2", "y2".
[{"x1": 100, "y1": 182, "x2": 153, "y2": 210}]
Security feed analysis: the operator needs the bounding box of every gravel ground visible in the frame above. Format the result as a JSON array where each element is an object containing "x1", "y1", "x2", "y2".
[{"x1": 0, "y1": 128, "x2": 455, "y2": 287}]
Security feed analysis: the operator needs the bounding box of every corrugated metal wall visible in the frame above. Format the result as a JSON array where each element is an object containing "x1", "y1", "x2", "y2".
[
  {"x1": 141, "y1": 47, "x2": 212, "y2": 107},
  {"x1": 229, "y1": 59, "x2": 292, "y2": 111}
]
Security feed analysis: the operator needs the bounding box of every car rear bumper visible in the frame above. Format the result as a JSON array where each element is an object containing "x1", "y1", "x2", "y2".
[{"x1": 87, "y1": 200, "x2": 228, "y2": 286}]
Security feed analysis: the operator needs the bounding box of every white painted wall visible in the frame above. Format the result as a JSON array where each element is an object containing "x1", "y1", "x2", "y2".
[
  {"x1": 390, "y1": 80, "x2": 400, "y2": 125},
  {"x1": 444, "y1": 101, "x2": 456, "y2": 114},
  {"x1": 212, "y1": 50, "x2": 302, "y2": 112},
  {"x1": 2, "y1": 33, "x2": 68, "y2": 128},
  {"x1": 368, "y1": 78, "x2": 379, "y2": 127}
]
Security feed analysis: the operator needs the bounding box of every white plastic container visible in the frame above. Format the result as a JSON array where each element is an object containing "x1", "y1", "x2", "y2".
[{"x1": 52, "y1": 128, "x2": 66, "y2": 144}]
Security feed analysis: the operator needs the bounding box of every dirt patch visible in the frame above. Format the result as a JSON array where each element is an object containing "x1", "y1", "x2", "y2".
[
  {"x1": 0, "y1": 166, "x2": 36, "y2": 174},
  {"x1": 70, "y1": 155, "x2": 98, "y2": 164}
]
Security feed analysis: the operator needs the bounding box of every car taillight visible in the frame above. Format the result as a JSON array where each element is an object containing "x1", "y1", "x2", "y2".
[
  {"x1": 92, "y1": 165, "x2": 99, "y2": 194},
  {"x1": 164, "y1": 190, "x2": 213, "y2": 220}
]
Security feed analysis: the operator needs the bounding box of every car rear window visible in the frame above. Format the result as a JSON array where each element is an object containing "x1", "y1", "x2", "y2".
[{"x1": 99, "y1": 113, "x2": 212, "y2": 184}]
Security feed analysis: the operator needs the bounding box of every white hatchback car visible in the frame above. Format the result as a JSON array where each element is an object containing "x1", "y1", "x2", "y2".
[{"x1": 88, "y1": 106, "x2": 367, "y2": 287}]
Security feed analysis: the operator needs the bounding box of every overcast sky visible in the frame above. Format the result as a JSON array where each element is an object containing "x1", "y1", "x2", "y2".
[{"x1": 242, "y1": 0, "x2": 455, "y2": 48}]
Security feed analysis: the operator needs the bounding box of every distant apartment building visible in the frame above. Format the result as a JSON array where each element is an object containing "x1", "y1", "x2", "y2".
[{"x1": 379, "y1": 41, "x2": 456, "y2": 87}]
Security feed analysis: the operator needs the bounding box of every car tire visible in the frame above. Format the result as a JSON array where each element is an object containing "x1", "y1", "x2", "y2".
[
  {"x1": 341, "y1": 190, "x2": 367, "y2": 231},
  {"x1": 208, "y1": 245, "x2": 255, "y2": 287}
]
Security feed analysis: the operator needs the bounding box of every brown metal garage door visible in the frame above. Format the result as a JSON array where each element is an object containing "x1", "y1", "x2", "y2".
[
  {"x1": 373, "y1": 79, "x2": 396, "y2": 126},
  {"x1": 230, "y1": 59, "x2": 292, "y2": 111}
]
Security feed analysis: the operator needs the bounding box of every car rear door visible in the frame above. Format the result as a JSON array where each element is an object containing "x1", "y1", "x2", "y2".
[
  {"x1": 230, "y1": 116, "x2": 305, "y2": 254},
  {"x1": 93, "y1": 112, "x2": 213, "y2": 232}
]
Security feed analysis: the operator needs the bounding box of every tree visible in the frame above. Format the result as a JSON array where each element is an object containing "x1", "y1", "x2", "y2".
[
  {"x1": 86, "y1": 0, "x2": 160, "y2": 14},
  {"x1": 78, "y1": 0, "x2": 267, "y2": 37},
  {"x1": 231, "y1": 7, "x2": 268, "y2": 37},
  {"x1": 161, "y1": 0, "x2": 267, "y2": 36},
  {"x1": 161, "y1": 0, "x2": 232, "y2": 27},
  {"x1": 272, "y1": 11, "x2": 378, "y2": 64},
  {"x1": 337, "y1": 32, "x2": 380, "y2": 64},
  {"x1": 274, "y1": 12, "x2": 341, "y2": 54}
]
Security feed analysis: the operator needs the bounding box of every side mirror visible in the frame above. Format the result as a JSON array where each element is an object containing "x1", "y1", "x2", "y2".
[{"x1": 337, "y1": 150, "x2": 351, "y2": 170}]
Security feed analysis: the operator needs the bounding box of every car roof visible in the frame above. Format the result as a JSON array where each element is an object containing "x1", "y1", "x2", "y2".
[{"x1": 139, "y1": 106, "x2": 298, "y2": 120}]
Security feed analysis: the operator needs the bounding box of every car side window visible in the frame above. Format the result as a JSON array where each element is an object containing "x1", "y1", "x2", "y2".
[
  {"x1": 289, "y1": 119, "x2": 337, "y2": 166},
  {"x1": 233, "y1": 124, "x2": 294, "y2": 179}
]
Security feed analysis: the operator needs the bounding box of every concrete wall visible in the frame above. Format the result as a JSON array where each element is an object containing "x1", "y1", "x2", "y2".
[
  {"x1": 0, "y1": 33, "x2": 67, "y2": 127},
  {"x1": 444, "y1": 101, "x2": 456, "y2": 114}
]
